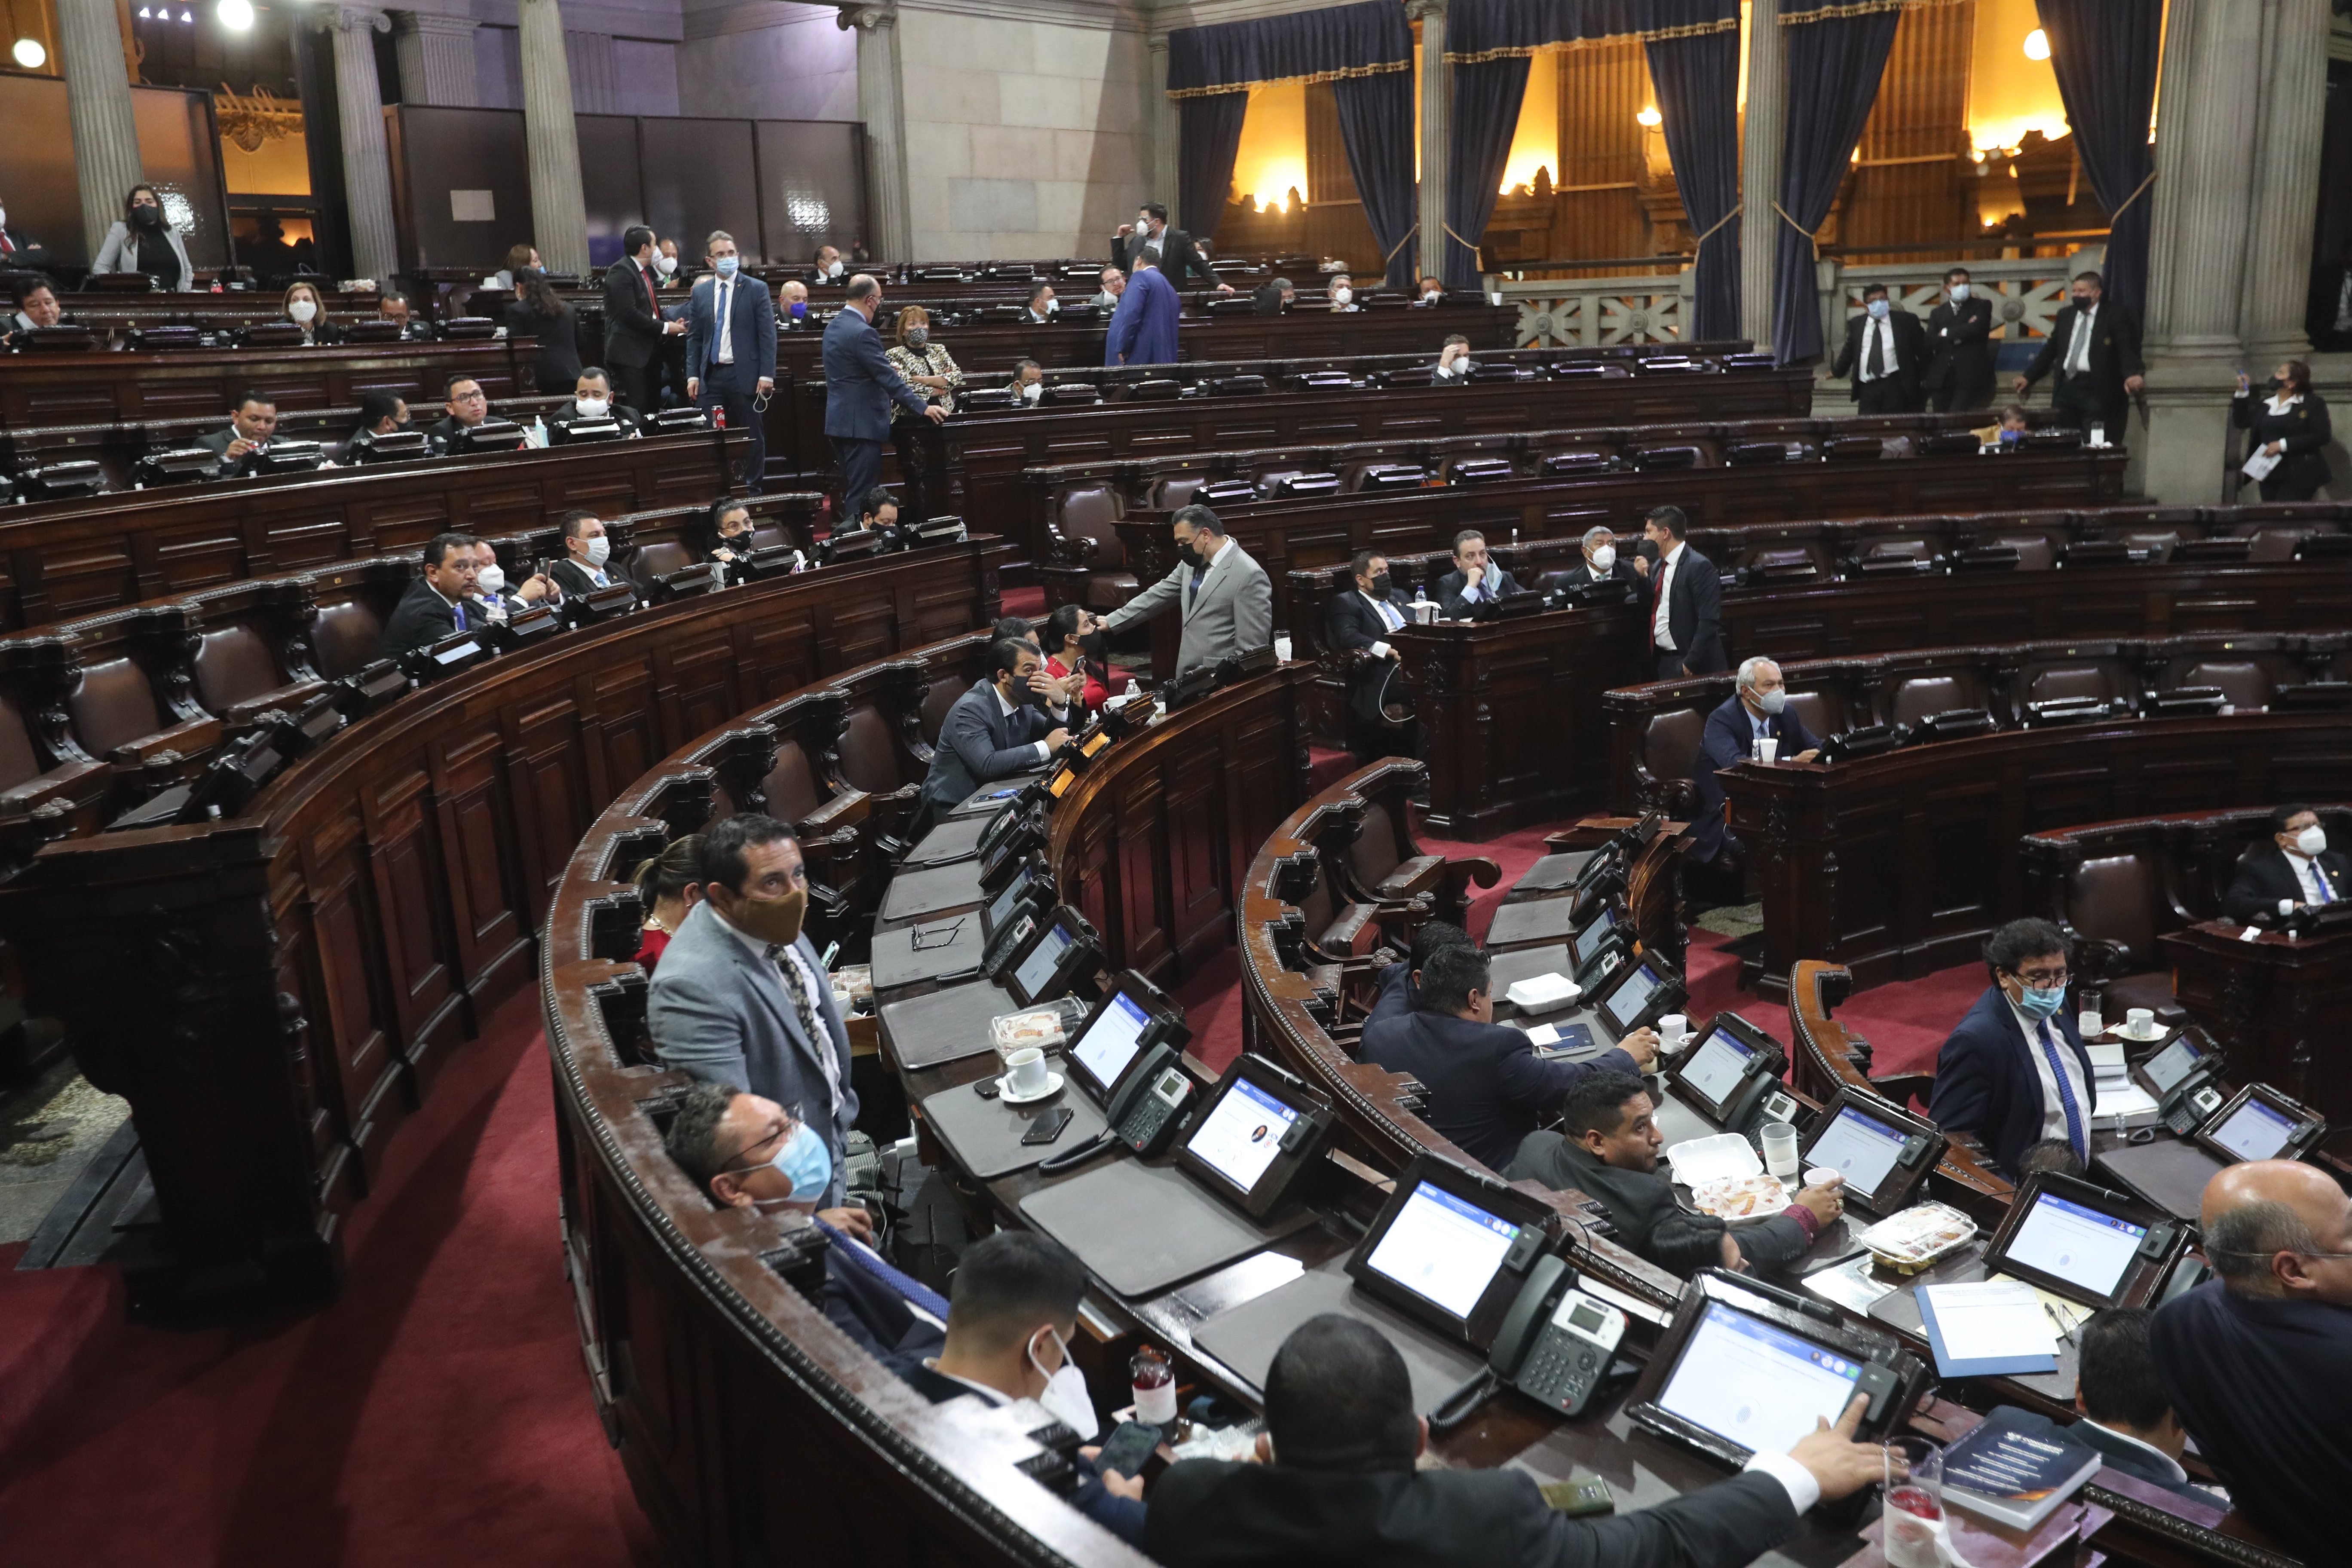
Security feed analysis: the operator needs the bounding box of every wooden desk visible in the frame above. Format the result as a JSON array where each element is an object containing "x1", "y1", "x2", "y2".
[
  {"x1": 0, "y1": 339, "x2": 530, "y2": 428},
  {"x1": 2162, "y1": 921, "x2": 2352, "y2": 1126}
]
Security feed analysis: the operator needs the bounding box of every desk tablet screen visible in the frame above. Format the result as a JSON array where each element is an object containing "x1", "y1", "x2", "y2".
[
  {"x1": 1073, "y1": 991, "x2": 1150, "y2": 1091},
  {"x1": 1573, "y1": 907, "x2": 1615, "y2": 967},
  {"x1": 1657, "y1": 1302, "x2": 1865, "y2": 1458},
  {"x1": 1186, "y1": 1078, "x2": 1298, "y2": 1194},
  {"x1": 2006, "y1": 1192, "x2": 2145, "y2": 1299},
  {"x1": 2140, "y1": 1037, "x2": 2202, "y2": 1095},
  {"x1": 1012, "y1": 922, "x2": 1073, "y2": 1000},
  {"x1": 1681, "y1": 1031, "x2": 1755, "y2": 1106},
  {"x1": 986, "y1": 866, "x2": 1032, "y2": 930},
  {"x1": 1363, "y1": 1182, "x2": 1522, "y2": 1322},
  {"x1": 1601, "y1": 963, "x2": 1660, "y2": 1032},
  {"x1": 1806, "y1": 1104, "x2": 1907, "y2": 1196},
  {"x1": 2209, "y1": 1096, "x2": 2297, "y2": 1162}
]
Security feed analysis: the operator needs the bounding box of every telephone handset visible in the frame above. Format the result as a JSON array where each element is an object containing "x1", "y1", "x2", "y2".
[
  {"x1": 980, "y1": 910, "x2": 1037, "y2": 981},
  {"x1": 1573, "y1": 927, "x2": 1633, "y2": 991},
  {"x1": 2159, "y1": 1064, "x2": 2225, "y2": 1138},
  {"x1": 1105, "y1": 1043, "x2": 1197, "y2": 1155},
  {"x1": 1485, "y1": 1256, "x2": 1627, "y2": 1418}
]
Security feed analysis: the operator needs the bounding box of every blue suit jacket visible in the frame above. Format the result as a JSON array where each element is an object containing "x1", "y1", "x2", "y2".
[
  {"x1": 1106, "y1": 266, "x2": 1180, "y2": 367},
  {"x1": 1928, "y1": 985, "x2": 2093, "y2": 1178},
  {"x1": 1360, "y1": 1008, "x2": 1640, "y2": 1170},
  {"x1": 1689, "y1": 694, "x2": 1821, "y2": 860},
  {"x1": 684, "y1": 272, "x2": 777, "y2": 384},
  {"x1": 917, "y1": 679, "x2": 1060, "y2": 818},
  {"x1": 823, "y1": 306, "x2": 929, "y2": 441}
]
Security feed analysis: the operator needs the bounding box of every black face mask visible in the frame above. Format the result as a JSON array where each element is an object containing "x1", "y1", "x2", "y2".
[
  {"x1": 1637, "y1": 538, "x2": 1661, "y2": 563},
  {"x1": 1368, "y1": 572, "x2": 1392, "y2": 597},
  {"x1": 132, "y1": 204, "x2": 165, "y2": 230},
  {"x1": 1004, "y1": 672, "x2": 1044, "y2": 706},
  {"x1": 1078, "y1": 629, "x2": 1109, "y2": 659}
]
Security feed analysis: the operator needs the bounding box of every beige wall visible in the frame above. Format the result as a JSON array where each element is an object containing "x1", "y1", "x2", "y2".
[{"x1": 895, "y1": 8, "x2": 1152, "y2": 260}]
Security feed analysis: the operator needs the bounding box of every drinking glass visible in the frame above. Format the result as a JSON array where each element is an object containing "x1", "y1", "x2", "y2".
[
  {"x1": 1760, "y1": 1121, "x2": 1800, "y2": 1182},
  {"x1": 1883, "y1": 1436, "x2": 1945, "y2": 1568}
]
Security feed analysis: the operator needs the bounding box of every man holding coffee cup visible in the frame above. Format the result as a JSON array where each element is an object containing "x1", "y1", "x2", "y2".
[
  {"x1": 1687, "y1": 657, "x2": 1822, "y2": 867},
  {"x1": 910, "y1": 637, "x2": 1073, "y2": 837}
]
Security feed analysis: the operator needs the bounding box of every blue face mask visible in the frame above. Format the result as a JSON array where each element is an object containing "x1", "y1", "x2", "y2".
[
  {"x1": 715, "y1": 255, "x2": 740, "y2": 279},
  {"x1": 1867, "y1": 298, "x2": 1891, "y2": 320},
  {"x1": 733, "y1": 1119, "x2": 831, "y2": 1202},
  {"x1": 2011, "y1": 979, "x2": 2067, "y2": 1020},
  {"x1": 789, "y1": 300, "x2": 807, "y2": 319}
]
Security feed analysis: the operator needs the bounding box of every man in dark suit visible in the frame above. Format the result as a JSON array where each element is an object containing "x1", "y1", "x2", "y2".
[
  {"x1": 381, "y1": 533, "x2": 482, "y2": 658},
  {"x1": 1829, "y1": 283, "x2": 1927, "y2": 415},
  {"x1": 548, "y1": 367, "x2": 649, "y2": 439},
  {"x1": 1251, "y1": 276, "x2": 1294, "y2": 315},
  {"x1": 197, "y1": 389, "x2": 279, "y2": 478},
  {"x1": 1147, "y1": 1314, "x2": 1890, "y2": 1568},
  {"x1": 2150, "y1": 1160, "x2": 2352, "y2": 1568},
  {"x1": 683, "y1": 229, "x2": 776, "y2": 493},
  {"x1": 1365, "y1": 920, "x2": 1472, "y2": 1030},
  {"x1": 2222, "y1": 802, "x2": 2349, "y2": 924},
  {"x1": 1507, "y1": 1069, "x2": 1843, "y2": 1278},
  {"x1": 823, "y1": 273, "x2": 944, "y2": 519},
  {"x1": 425, "y1": 372, "x2": 508, "y2": 452},
  {"x1": 910, "y1": 637, "x2": 1072, "y2": 838},
  {"x1": 546, "y1": 508, "x2": 639, "y2": 605},
  {"x1": 1929, "y1": 918, "x2": 2094, "y2": 1179},
  {"x1": 1432, "y1": 529, "x2": 1523, "y2": 620},
  {"x1": 1642, "y1": 504, "x2": 1724, "y2": 679},
  {"x1": 4, "y1": 275, "x2": 67, "y2": 346},
  {"x1": 888, "y1": 1232, "x2": 1146, "y2": 1545},
  {"x1": 1112, "y1": 202, "x2": 1230, "y2": 292},
  {"x1": 1323, "y1": 549, "x2": 1419, "y2": 762},
  {"x1": 1924, "y1": 267, "x2": 1995, "y2": 412},
  {"x1": 1978, "y1": 1310, "x2": 2217, "y2": 1506},
  {"x1": 1566, "y1": 524, "x2": 1641, "y2": 590},
  {"x1": 601, "y1": 224, "x2": 684, "y2": 415},
  {"x1": 0, "y1": 197, "x2": 52, "y2": 273},
  {"x1": 1688, "y1": 657, "x2": 1822, "y2": 864},
  {"x1": 1022, "y1": 281, "x2": 1057, "y2": 324},
  {"x1": 1358, "y1": 946, "x2": 1655, "y2": 1170},
  {"x1": 2016, "y1": 269, "x2": 2144, "y2": 440}
]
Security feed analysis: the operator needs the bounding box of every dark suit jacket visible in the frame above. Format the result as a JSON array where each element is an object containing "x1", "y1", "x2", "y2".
[
  {"x1": 1504, "y1": 1133, "x2": 1813, "y2": 1277},
  {"x1": 2222, "y1": 843, "x2": 2352, "y2": 924},
  {"x1": 2231, "y1": 392, "x2": 2333, "y2": 497},
  {"x1": 1325, "y1": 587, "x2": 1416, "y2": 723},
  {"x1": 1928, "y1": 985, "x2": 2093, "y2": 1178},
  {"x1": 1924, "y1": 296, "x2": 1995, "y2": 392},
  {"x1": 1366, "y1": 961, "x2": 1418, "y2": 1029},
  {"x1": 425, "y1": 413, "x2": 514, "y2": 454},
  {"x1": 1360, "y1": 1008, "x2": 1641, "y2": 1170},
  {"x1": 822, "y1": 306, "x2": 930, "y2": 442},
  {"x1": 1983, "y1": 1407, "x2": 2212, "y2": 1507},
  {"x1": 0, "y1": 228, "x2": 52, "y2": 272},
  {"x1": 382, "y1": 577, "x2": 475, "y2": 658},
  {"x1": 600, "y1": 256, "x2": 667, "y2": 368},
  {"x1": 1648, "y1": 545, "x2": 1725, "y2": 671},
  {"x1": 1147, "y1": 1456, "x2": 1801, "y2": 1568},
  {"x1": 2023, "y1": 303, "x2": 2144, "y2": 409},
  {"x1": 1118, "y1": 225, "x2": 1215, "y2": 289},
  {"x1": 1689, "y1": 694, "x2": 1821, "y2": 860},
  {"x1": 1830, "y1": 310, "x2": 1928, "y2": 402},
  {"x1": 549, "y1": 402, "x2": 649, "y2": 439},
  {"x1": 1433, "y1": 565, "x2": 1524, "y2": 621},
  {"x1": 196, "y1": 426, "x2": 262, "y2": 478},
  {"x1": 1251, "y1": 282, "x2": 1289, "y2": 315},
  {"x1": 504, "y1": 300, "x2": 581, "y2": 391},
  {"x1": 1560, "y1": 559, "x2": 1643, "y2": 591},
  {"x1": 684, "y1": 273, "x2": 778, "y2": 385},
  {"x1": 916, "y1": 679, "x2": 1061, "y2": 821},
  {"x1": 549, "y1": 556, "x2": 638, "y2": 604}
]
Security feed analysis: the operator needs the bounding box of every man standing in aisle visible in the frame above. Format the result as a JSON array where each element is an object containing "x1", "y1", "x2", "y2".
[
  {"x1": 1098, "y1": 505, "x2": 1272, "y2": 678},
  {"x1": 603, "y1": 224, "x2": 686, "y2": 415},
  {"x1": 1106, "y1": 256, "x2": 1180, "y2": 368},
  {"x1": 823, "y1": 273, "x2": 945, "y2": 523},
  {"x1": 684, "y1": 230, "x2": 777, "y2": 493},
  {"x1": 2016, "y1": 270, "x2": 2144, "y2": 440}
]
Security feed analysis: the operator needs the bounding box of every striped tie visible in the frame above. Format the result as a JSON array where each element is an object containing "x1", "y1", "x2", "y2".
[{"x1": 2038, "y1": 1017, "x2": 2087, "y2": 1159}]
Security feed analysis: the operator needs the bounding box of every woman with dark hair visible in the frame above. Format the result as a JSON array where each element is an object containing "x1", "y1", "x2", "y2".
[
  {"x1": 2233, "y1": 359, "x2": 2333, "y2": 502},
  {"x1": 632, "y1": 835, "x2": 706, "y2": 971},
  {"x1": 1041, "y1": 601, "x2": 1121, "y2": 712},
  {"x1": 281, "y1": 280, "x2": 346, "y2": 346},
  {"x1": 708, "y1": 496, "x2": 756, "y2": 567},
  {"x1": 91, "y1": 184, "x2": 194, "y2": 289},
  {"x1": 505, "y1": 267, "x2": 582, "y2": 392}
]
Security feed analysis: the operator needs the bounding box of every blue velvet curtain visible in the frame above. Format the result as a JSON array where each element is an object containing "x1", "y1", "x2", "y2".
[
  {"x1": 1177, "y1": 94, "x2": 1250, "y2": 241},
  {"x1": 1444, "y1": 0, "x2": 1658, "y2": 55},
  {"x1": 1167, "y1": 0, "x2": 1413, "y2": 90},
  {"x1": 2034, "y1": 0, "x2": 2160, "y2": 325},
  {"x1": 1644, "y1": 8, "x2": 1742, "y2": 342},
  {"x1": 1442, "y1": 56, "x2": 1529, "y2": 288},
  {"x1": 1333, "y1": 71, "x2": 1421, "y2": 289},
  {"x1": 1771, "y1": 3, "x2": 1902, "y2": 363}
]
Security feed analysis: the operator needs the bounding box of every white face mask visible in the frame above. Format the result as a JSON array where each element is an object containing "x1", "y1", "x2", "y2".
[
  {"x1": 1454, "y1": 359, "x2": 1476, "y2": 376},
  {"x1": 1044, "y1": 297, "x2": 1058, "y2": 314},
  {"x1": 1948, "y1": 282, "x2": 1970, "y2": 302},
  {"x1": 1021, "y1": 381, "x2": 1042, "y2": 402},
  {"x1": 1590, "y1": 545, "x2": 1616, "y2": 573},
  {"x1": 582, "y1": 535, "x2": 611, "y2": 568},
  {"x1": 654, "y1": 253, "x2": 676, "y2": 276},
  {"x1": 1422, "y1": 288, "x2": 1440, "y2": 302},
  {"x1": 476, "y1": 564, "x2": 505, "y2": 594},
  {"x1": 576, "y1": 396, "x2": 610, "y2": 420},
  {"x1": 2294, "y1": 825, "x2": 2327, "y2": 856},
  {"x1": 289, "y1": 299, "x2": 318, "y2": 323},
  {"x1": 826, "y1": 260, "x2": 844, "y2": 279},
  {"x1": 1332, "y1": 286, "x2": 1353, "y2": 305},
  {"x1": 1029, "y1": 1327, "x2": 1097, "y2": 1440}
]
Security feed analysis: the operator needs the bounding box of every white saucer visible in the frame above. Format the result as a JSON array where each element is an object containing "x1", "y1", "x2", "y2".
[
  {"x1": 2117, "y1": 1025, "x2": 2166, "y2": 1042},
  {"x1": 998, "y1": 1070, "x2": 1065, "y2": 1105}
]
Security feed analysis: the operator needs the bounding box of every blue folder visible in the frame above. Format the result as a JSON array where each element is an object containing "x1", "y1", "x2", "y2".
[{"x1": 1914, "y1": 1286, "x2": 2061, "y2": 1379}]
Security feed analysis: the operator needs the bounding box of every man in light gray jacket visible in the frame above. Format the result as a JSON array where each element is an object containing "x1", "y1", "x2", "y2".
[
  {"x1": 649, "y1": 814, "x2": 859, "y2": 1208},
  {"x1": 1099, "y1": 504, "x2": 1273, "y2": 678}
]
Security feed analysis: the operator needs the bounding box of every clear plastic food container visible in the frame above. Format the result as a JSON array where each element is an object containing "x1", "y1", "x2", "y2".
[
  {"x1": 989, "y1": 996, "x2": 1091, "y2": 1060},
  {"x1": 1855, "y1": 1202, "x2": 1978, "y2": 1274}
]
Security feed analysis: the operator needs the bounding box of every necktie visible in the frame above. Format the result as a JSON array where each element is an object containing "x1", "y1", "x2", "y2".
[
  {"x1": 1376, "y1": 597, "x2": 1400, "y2": 632},
  {"x1": 2066, "y1": 309, "x2": 2092, "y2": 376},
  {"x1": 1652, "y1": 554, "x2": 1672, "y2": 646},
  {"x1": 717, "y1": 280, "x2": 734, "y2": 365},
  {"x1": 642, "y1": 262, "x2": 659, "y2": 322},
  {"x1": 453, "y1": 600, "x2": 466, "y2": 631},
  {"x1": 766, "y1": 941, "x2": 843, "y2": 1118},
  {"x1": 2312, "y1": 860, "x2": 2336, "y2": 903},
  {"x1": 0, "y1": 232, "x2": 12, "y2": 255},
  {"x1": 2037, "y1": 1017, "x2": 2087, "y2": 1159},
  {"x1": 1865, "y1": 324, "x2": 1885, "y2": 380}
]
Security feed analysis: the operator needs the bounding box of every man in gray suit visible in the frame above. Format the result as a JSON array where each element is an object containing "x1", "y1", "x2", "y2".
[
  {"x1": 1099, "y1": 505, "x2": 1274, "y2": 679},
  {"x1": 910, "y1": 637, "x2": 1074, "y2": 837},
  {"x1": 649, "y1": 815, "x2": 861, "y2": 1210}
]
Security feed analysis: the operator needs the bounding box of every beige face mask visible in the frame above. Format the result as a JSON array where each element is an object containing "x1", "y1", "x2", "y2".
[{"x1": 724, "y1": 885, "x2": 807, "y2": 947}]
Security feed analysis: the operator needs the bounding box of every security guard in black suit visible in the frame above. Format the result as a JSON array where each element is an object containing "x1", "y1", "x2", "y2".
[
  {"x1": 1829, "y1": 284, "x2": 1927, "y2": 414},
  {"x1": 1324, "y1": 549, "x2": 1419, "y2": 762},
  {"x1": 2017, "y1": 270, "x2": 2144, "y2": 438},
  {"x1": 1924, "y1": 267, "x2": 1996, "y2": 412}
]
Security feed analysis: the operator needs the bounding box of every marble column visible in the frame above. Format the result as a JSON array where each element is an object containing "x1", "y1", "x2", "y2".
[
  {"x1": 518, "y1": 0, "x2": 590, "y2": 276},
  {"x1": 2238, "y1": 0, "x2": 2331, "y2": 369},
  {"x1": 55, "y1": 0, "x2": 145, "y2": 258},
  {"x1": 841, "y1": 3, "x2": 911, "y2": 263},
  {"x1": 1407, "y1": 0, "x2": 1446, "y2": 287},
  {"x1": 1148, "y1": 34, "x2": 1177, "y2": 217},
  {"x1": 320, "y1": 6, "x2": 401, "y2": 284},
  {"x1": 2138, "y1": 0, "x2": 2269, "y2": 502},
  {"x1": 1739, "y1": 0, "x2": 1784, "y2": 352},
  {"x1": 392, "y1": 10, "x2": 481, "y2": 107}
]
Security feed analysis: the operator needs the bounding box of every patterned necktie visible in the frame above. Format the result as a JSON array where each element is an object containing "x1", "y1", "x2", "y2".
[
  {"x1": 766, "y1": 941, "x2": 842, "y2": 1117},
  {"x1": 642, "y1": 261, "x2": 659, "y2": 322},
  {"x1": 2037, "y1": 1017, "x2": 2087, "y2": 1159},
  {"x1": 2312, "y1": 860, "x2": 2336, "y2": 903}
]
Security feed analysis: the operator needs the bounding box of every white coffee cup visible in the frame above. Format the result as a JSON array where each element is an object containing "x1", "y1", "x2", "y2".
[
  {"x1": 1273, "y1": 634, "x2": 1293, "y2": 662},
  {"x1": 2125, "y1": 1007, "x2": 2156, "y2": 1036},
  {"x1": 1004, "y1": 1046, "x2": 1049, "y2": 1096},
  {"x1": 2079, "y1": 1009, "x2": 2104, "y2": 1039},
  {"x1": 1657, "y1": 1013, "x2": 1688, "y2": 1045},
  {"x1": 1755, "y1": 736, "x2": 1779, "y2": 763},
  {"x1": 1805, "y1": 1167, "x2": 1841, "y2": 1189}
]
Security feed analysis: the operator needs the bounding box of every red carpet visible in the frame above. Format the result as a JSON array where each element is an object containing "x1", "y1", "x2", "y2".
[{"x1": 1001, "y1": 585, "x2": 1045, "y2": 621}]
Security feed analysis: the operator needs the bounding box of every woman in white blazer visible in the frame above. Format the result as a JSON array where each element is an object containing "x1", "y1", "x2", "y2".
[{"x1": 90, "y1": 184, "x2": 196, "y2": 290}]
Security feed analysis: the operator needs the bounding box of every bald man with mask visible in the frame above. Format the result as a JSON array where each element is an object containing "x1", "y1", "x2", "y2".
[{"x1": 2149, "y1": 1161, "x2": 2352, "y2": 1563}]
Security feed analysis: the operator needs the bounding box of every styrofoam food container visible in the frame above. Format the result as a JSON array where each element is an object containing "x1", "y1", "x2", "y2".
[
  {"x1": 1504, "y1": 972, "x2": 1580, "y2": 1010},
  {"x1": 1665, "y1": 1132, "x2": 1762, "y2": 1186}
]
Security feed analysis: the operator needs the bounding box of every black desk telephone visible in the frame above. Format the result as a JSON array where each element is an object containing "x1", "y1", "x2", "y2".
[
  {"x1": 2158, "y1": 1063, "x2": 2225, "y2": 1138},
  {"x1": 1034, "y1": 1042, "x2": 1197, "y2": 1175},
  {"x1": 1432, "y1": 1256, "x2": 1627, "y2": 1427}
]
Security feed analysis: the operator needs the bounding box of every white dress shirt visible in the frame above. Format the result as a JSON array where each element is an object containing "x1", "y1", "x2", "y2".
[
  {"x1": 1856, "y1": 316, "x2": 1898, "y2": 380},
  {"x1": 1360, "y1": 588, "x2": 1403, "y2": 658},
  {"x1": 993, "y1": 682, "x2": 1069, "y2": 761},
  {"x1": 714, "y1": 276, "x2": 735, "y2": 365},
  {"x1": 2006, "y1": 997, "x2": 2091, "y2": 1144},
  {"x1": 1651, "y1": 542, "x2": 1683, "y2": 651},
  {"x1": 2063, "y1": 303, "x2": 2098, "y2": 376},
  {"x1": 713, "y1": 907, "x2": 842, "y2": 1119}
]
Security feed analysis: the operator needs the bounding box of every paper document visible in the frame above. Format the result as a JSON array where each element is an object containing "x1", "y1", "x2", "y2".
[
  {"x1": 1918, "y1": 1280, "x2": 2058, "y2": 1363},
  {"x1": 2243, "y1": 448, "x2": 2282, "y2": 481},
  {"x1": 1990, "y1": 1272, "x2": 2092, "y2": 1337},
  {"x1": 1525, "y1": 1024, "x2": 1562, "y2": 1046}
]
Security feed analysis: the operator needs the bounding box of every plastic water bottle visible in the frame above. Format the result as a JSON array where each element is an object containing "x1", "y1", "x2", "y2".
[
  {"x1": 1124, "y1": 678, "x2": 1142, "y2": 701},
  {"x1": 528, "y1": 414, "x2": 548, "y2": 448}
]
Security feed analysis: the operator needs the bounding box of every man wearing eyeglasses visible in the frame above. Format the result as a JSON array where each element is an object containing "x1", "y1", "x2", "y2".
[
  {"x1": 1928, "y1": 918, "x2": 2095, "y2": 1179},
  {"x1": 2148, "y1": 1160, "x2": 2352, "y2": 1566}
]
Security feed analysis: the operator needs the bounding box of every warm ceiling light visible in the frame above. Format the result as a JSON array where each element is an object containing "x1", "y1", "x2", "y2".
[
  {"x1": 10, "y1": 37, "x2": 43, "y2": 66},
  {"x1": 137, "y1": 6, "x2": 150, "y2": 15},
  {"x1": 2023, "y1": 28, "x2": 2050, "y2": 60},
  {"x1": 218, "y1": 0, "x2": 253, "y2": 26},
  {"x1": 181, "y1": 9, "x2": 193, "y2": 19},
  {"x1": 1635, "y1": 105, "x2": 1661, "y2": 127}
]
